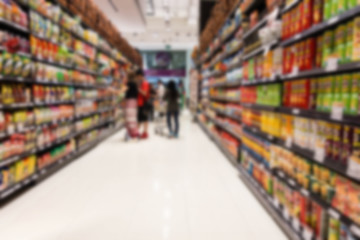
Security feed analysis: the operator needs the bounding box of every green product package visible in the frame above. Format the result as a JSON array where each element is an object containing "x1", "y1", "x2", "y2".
[
  {"x1": 335, "y1": 25, "x2": 347, "y2": 63},
  {"x1": 323, "y1": 0, "x2": 332, "y2": 20},
  {"x1": 341, "y1": 74, "x2": 351, "y2": 114},
  {"x1": 331, "y1": 0, "x2": 339, "y2": 16},
  {"x1": 323, "y1": 77, "x2": 334, "y2": 112},
  {"x1": 316, "y1": 78, "x2": 324, "y2": 111},
  {"x1": 345, "y1": 20, "x2": 354, "y2": 63},
  {"x1": 350, "y1": 73, "x2": 360, "y2": 115},
  {"x1": 347, "y1": 0, "x2": 357, "y2": 8},
  {"x1": 322, "y1": 30, "x2": 334, "y2": 67},
  {"x1": 333, "y1": 75, "x2": 342, "y2": 104},
  {"x1": 249, "y1": 59, "x2": 254, "y2": 81},
  {"x1": 338, "y1": 0, "x2": 348, "y2": 13}
]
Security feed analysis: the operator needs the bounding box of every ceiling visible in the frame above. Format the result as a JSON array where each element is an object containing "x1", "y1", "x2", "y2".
[{"x1": 93, "y1": 0, "x2": 200, "y2": 50}]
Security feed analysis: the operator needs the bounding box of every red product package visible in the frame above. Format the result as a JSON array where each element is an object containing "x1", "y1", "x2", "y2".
[
  {"x1": 282, "y1": 47, "x2": 288, "y2": 74},
  {"x1": 304, "y1": 38, "x2": 316, "y2": 70},
  {"x1": 283, "y1": 82, "x2": 291, "y2": 107},
  {"x1": 298, "y1": 41, "x2": 305, "y2": 71},
  {"x1": 298, "y1": 2, "x2": 304, "y2": 32},
  {"x1": 289, "y1": 9, "x2": 295, "y2": 37},
  {"x1": 302, "y1": 0, "x2": 314, "y2": 31}
]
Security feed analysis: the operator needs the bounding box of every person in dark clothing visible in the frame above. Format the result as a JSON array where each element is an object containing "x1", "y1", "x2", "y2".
[
  {"x1": 164, "y1": 80, "x2": 180, "y2": 138},
  {"x1": 124, "y1": 74, "x2": 139, "y2": 139}
]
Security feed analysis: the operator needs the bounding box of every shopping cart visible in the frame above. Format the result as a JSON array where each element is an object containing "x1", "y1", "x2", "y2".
[{"x1": 154, "y1": 99, "x2": 167, "y2": 136}]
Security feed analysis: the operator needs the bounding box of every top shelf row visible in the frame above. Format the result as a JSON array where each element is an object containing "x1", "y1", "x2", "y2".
[
  {"x1": 198, "y1": 0, "x2": 360, "y2": 68},
  {"x1": 1, "y1": 0, "x2": 127, "y2": 65}
]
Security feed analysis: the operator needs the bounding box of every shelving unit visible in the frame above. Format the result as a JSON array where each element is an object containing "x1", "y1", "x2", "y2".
[
  {"x1": 194, "y1": 0, "x2": 360, "y2": 239},
  {"x1": 0, "y1": 0, "x2": 131, "y2": 201}
]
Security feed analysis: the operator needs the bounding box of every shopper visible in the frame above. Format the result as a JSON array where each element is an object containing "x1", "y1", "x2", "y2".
[
  {"x1": 124, "y1": 73, "x2": 139, "y2": 140},
  {"x1": 164, "y1": 80, "x2": 180, "y2": 138},
  {"x1": 136, "y1": 69, "x2": 151, "y2": 139},
  {"x1": 148, "y1": 85, "x2": 157, "y2": 121},
  {"x1": 178, "y1": 80, "x2": 186, "y2": 110}
]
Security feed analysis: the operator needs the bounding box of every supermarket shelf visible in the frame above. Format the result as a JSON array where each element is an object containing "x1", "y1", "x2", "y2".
[
  {"x1": 203, "y1": 70, "x2": 225, "y2": 79},
  {"x1": 243, "y1": 39, "x2": 278, "y2": 61},
  {"x1": 281, "y1": 0, "x2": 301, "y2": 14},
  {"x1": 0, "y1": 174, "x2": 38, "y2": 200},
  {"x1": 75, "y1": 119, "x2": 114, "y2": 137},
  {"x1": 205, "y1": 113, "x2": 242, "y2": 141},
  {"x1": 0, "y1": 148, "x2": 37, "y2": 169},
  {"x1": 34, "y1": 99, "x2": 75, "y2": 106},
  {"x1": 226, "y1": 60, "x2": 243, "y2": 71},
  {"x1": 242, "y1": 103, "x2": 279, "y2": 111},
  {"x1": 274, "y1": 169, "x2": 360, "y2": 238},
  {"x1": 210, "y1": 107, "x2": 242, "y2": 122},
  {"x1": 36, "y1": 117, "x2": 74, "y2": 129},
  {"x1": 281, "y1": 5, "x2": 360, "y2": 46},
  {"x1": 276, "y1": 138, "x2": 360, "y2": 185},
  {"x1": 0, "y1": 75, "x2": 33, "y2": 83},
  {"x1": 279, "y1": 106, "x2": 360, "y2": 126},
  {"x1": 238, "y1": 165, "x2": 305, "y2": 240},
  {"x1": 243, "y1": 125, "x2": 277, "y2": 142},
  {"x1": 243, "y1": 122, "x2": 360, "y2": 185},
  {"x1": 0, "y1": 123, "x2": 125, "y2": 201},
  {"x1": 0, "y1": 18, "x2": 29, "y2": 34},
  {"x1": 38, "y1": 151, "x2": 76, "y2": 178},
  {"x1": 209, "y1": 96, "x2": 241, "y2": 104},
  {"x1": 0, "y1": 102, "x2": 34, "y2": 110},
  {"x1": 0, "y1": 47, "x2": 31, "y2": 57},
  {"x1": 197, "y1": 119, "x2": 238, "y2": 164},
  {"x1": 37, "y1": 133, "x2": 76, "y2": 152},
  {"x1": 242, "y1": 15, "x2": 268, "y2": 40},
  {"x1": 0, "y1": 125, "x2": 36, "y2": 140},
  {"x1": 242, "y1": 77, "x2": 281, "y2": 86},
  {"x1": 281, "y1": 61, "x2": 360, "y2": 80},
  {"x1": 34, "y1": 57, "x2": 100, "y2": 76},
  {"x1": 209, "y1": 80, "x2": 242, "y2": 88},
  {"x1": 209, "y1": 47, "x2": 242, "y2": 69},
  {"x1": 75, "y1": 107, "x2": 115, "y2": 120}
]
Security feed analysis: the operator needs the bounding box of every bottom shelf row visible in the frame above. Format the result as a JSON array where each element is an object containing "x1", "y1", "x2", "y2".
[
  {"x1": 197, "y1": 117, "x2": 360, "y2": 240},
  {"x1": 0, "y1": 121, "x2": 124, "y2": 200}
]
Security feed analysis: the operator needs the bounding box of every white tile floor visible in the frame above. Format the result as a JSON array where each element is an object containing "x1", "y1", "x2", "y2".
[{"x1": 0, "y1": 113, "x2": 287, "y2": 240}]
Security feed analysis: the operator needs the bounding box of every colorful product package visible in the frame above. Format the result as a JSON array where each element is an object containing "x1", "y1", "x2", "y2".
[
  {"x1": 346, "y1": 20, "x2": 354, "y2": 63},
  {"x1": 352, "y1": 17, "x2": 360, "y2": 61}
]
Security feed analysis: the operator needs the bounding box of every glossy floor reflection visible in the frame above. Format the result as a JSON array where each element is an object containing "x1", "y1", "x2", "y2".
[{"x1": 0, "y1": 112, "x2": 287, "y2": 240}]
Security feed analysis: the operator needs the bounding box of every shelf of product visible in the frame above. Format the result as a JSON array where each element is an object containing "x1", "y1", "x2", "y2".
[
  {"x1": 204, "y1": 111, "x2": 242, "y2": 141},
  {"x1": 36, "y1": 123, "x2": 74, "y2": 151},
  {"x1": 37, "y1": 139, "x2": 76, "y2": 170},
  {"x1": 0, "y1": 154, "x2": 36, "y2": 192},
  {"x1": 0, "y1": 0, "x2": 131, "y2": 201},
  {"x1": 0, "y1": 0, "x2": 28, "y2": 31},
  {"x1": 241, "y1": 129, "x2": 360, "y2": 238},
  {"x1": 34, "y1": 105, "x2": 74, "y2": 125},
  {"x1": 241, "y1": 84, "x2": 281, "y2": 107},
  {"x1": 210, "y1": 101, "x2": 242, "y2": 121},
  {"x1": 194, "y1": 0, "x2": 360, "y2": 238},
  {"x1": 198, "y1": 115, "x2": 239, "y2": 163}
]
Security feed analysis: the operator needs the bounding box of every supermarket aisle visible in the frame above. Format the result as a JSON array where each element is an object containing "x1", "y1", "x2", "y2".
[{"x1": 0, "y1": 113, "x2": 287, "y2": 240}]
